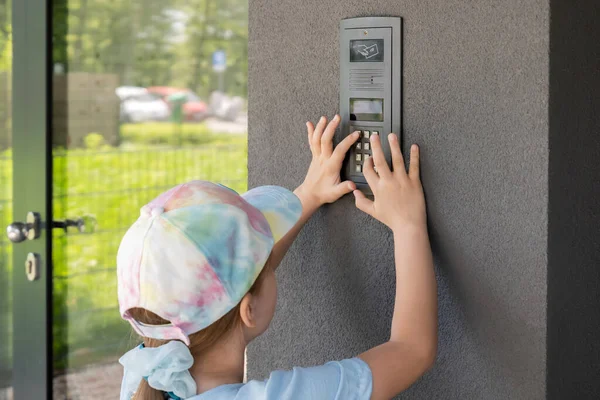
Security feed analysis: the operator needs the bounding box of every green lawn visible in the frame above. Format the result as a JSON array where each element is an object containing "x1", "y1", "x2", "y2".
[{"x1": 0, "y1": 122, "x2": 248, "y2": 371}]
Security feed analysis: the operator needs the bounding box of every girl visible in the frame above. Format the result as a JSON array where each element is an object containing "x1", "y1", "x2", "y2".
[{"x1": 117, "y1": 115, "x2": 437, "y2": 400}]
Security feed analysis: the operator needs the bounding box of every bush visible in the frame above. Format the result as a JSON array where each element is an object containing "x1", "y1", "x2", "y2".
[{"x1": 83, "y1": 133, "x2": 105, "y2": 149}]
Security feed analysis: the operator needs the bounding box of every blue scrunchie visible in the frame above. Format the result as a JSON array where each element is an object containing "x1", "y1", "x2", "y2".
[{"x1": 119, "y1": 341, "x2": 197, "y2": 400}]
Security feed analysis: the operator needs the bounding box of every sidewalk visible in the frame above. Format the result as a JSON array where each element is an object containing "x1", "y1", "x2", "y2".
[{"x1": 0, "y1": 362, "x2": 123, "y2": 400}]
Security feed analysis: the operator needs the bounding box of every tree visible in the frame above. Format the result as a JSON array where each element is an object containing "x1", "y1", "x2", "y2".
[
  {"x1": 49, "y1": 0, "x2": 248, "y2": 97},
  {"x1": 0, "y1": 0, "x2": 11, "y2": 72}
]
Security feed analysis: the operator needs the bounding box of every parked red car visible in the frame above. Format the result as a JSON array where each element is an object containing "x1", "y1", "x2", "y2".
[{"x1": 147, "y1": 87, "x2": 210, "y2": 122}]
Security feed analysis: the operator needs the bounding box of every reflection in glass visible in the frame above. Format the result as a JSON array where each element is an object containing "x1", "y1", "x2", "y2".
[{"x1": 51, "y1": 1, "x2": 248, "y2": 397}]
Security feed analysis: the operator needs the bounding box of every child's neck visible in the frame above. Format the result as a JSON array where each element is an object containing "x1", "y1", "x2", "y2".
[{"x1": 190, "y1": 333, "x2": 247, "y2": 395}]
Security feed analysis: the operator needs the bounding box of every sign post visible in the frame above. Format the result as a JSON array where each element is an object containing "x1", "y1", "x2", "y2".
[{"x1": 212, "y1": 50, "x2": 227, "y2": 92}]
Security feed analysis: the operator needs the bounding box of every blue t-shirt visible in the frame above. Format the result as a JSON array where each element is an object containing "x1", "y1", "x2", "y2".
[{"x1": 189, "y1": 358, "x2": 372, "y2": 400}]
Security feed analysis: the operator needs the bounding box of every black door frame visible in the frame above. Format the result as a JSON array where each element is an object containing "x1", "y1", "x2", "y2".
[{"x1": 12, "y1": 0, "x2": 52, "y2": 398}]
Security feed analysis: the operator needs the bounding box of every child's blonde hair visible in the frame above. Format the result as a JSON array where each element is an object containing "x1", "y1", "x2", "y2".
[{"x1": 129, "y1": 262, "x2": 271, "y2": 400}]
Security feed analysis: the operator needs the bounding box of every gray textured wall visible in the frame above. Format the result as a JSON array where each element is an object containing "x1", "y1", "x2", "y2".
[{"x1": 248, "y1": 1, "x2": 549, "y2": 399}]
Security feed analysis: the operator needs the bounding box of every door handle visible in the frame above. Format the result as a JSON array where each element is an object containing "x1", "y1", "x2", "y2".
[
  {"x1": 6, "y1": 212, "x2": 41, "y2": 243},
  {"x1": 6, "y1": 212, "x2": 97, "y2": 243},
  {"x1": 52, "y1": 215, "x2": 97, "y2": 234}
]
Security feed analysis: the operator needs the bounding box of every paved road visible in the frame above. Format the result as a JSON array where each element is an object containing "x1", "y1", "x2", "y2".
[{"x1": 205, "y1": 113, "x2": 248, "y2": 134}]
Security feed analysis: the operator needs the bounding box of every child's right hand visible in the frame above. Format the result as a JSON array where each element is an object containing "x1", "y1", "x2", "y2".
[
  {"x1": 353, "y1": 133, "x2": 426, "y2": 233},
  {"x1": 355, "y1": 134, "x2": 436, "y2": 400}
]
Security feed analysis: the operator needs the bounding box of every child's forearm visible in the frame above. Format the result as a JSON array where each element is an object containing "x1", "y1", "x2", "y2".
[
  {"x1": 267, "y1": 186, "x2": 320, "y2": 271},
  {"x1": 390, "y1": 224, "x2": 437, "y2": 352},
  {"x1": 358, "y1": 224, "x2": 436, "y2": 399}
]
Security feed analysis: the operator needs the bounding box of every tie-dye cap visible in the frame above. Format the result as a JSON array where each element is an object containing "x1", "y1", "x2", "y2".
[{"x1": 117, "y1": 180, "x2": 302, "y2": 345}]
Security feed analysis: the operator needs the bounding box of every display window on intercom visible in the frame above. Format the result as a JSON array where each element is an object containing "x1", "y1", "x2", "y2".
[{"x1": 338, "y1": 17, "x2": 402, "y2": 195}]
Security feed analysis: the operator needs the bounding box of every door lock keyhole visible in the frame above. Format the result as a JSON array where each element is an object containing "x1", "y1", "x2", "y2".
[{"x1": 25, "y1": 253, "x2": 40, "y2": 282}]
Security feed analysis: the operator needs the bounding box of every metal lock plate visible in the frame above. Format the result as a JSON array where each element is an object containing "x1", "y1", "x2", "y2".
[{"x1": 25, "y1": 253, "x2": 40, "y2": 282}]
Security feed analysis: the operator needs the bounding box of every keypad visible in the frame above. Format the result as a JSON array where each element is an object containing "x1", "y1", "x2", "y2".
[{"x1": 351, "y1": 128, "x2": 382, "y2": 175}]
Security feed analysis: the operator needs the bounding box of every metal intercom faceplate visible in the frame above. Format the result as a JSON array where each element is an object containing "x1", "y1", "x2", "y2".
[{"x1": 338, "y1": 17, "x2": 402, "y2": 195}]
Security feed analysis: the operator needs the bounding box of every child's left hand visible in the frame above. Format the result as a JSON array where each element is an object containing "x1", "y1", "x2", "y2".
[{"x1": 295, "y1": 115, "x2": 360, "y2": 211}]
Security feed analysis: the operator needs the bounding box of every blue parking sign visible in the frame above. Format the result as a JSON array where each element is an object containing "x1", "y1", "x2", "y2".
[{"x1": 212, "y1": 50, "x2": 226, "y2": 72}]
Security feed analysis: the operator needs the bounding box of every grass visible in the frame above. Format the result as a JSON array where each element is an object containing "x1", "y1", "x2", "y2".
[
  {"x1": 0, "y1": 148, "x2": 12, "y2": 385},
  {"x1": 0, "y1": 122, "x2": 248, "y2": 372}
]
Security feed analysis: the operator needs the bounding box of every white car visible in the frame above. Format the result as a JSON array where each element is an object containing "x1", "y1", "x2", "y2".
[
  {"x1": 116, "y1": 86, "x2": 171, "y2": 123},
  {"x1": 208, "y1": 91, "x2": 244, "y2": 122}
]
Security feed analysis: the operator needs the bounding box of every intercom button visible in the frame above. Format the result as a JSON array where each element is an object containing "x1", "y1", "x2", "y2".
[
  {"x1": 364, "y1": 131, "x2": 370, "y2": 138},
  {"x1": 356, "y1": 143, "x2": 362, "y2": 150},
  {"x1": 372, "y1": 131, "x2": 379, "y2": 136},
  {"x1": 356, "y1": 154, "x2": 362, "y2": 162},
  {"x1": 364, "y1": 143, "x2": 370, "y2": 151},
  {"x1": 355, "y1": 165, "x2": 362, "y2": 173}
]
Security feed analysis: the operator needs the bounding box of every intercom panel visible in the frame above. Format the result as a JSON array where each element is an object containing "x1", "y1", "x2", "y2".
[{"x1": 338, "y1": 17, "x2": 402, "y2": 195}]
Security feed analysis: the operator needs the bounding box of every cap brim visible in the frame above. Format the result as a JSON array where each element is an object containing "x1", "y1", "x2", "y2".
[{"x1": 242, "y1": 185, "x2": 303, "y2": 243}]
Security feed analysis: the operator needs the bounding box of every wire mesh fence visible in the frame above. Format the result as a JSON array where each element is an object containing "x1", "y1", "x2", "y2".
[
  {"x1": 0, "y1": 124, "x2": 248, "y2": 398},
  {"x1": 52, "y1": 135, "x2": 247, "y2": 373}
]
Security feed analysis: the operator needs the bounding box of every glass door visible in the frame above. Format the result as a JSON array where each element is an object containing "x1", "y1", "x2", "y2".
[
  {"x1": 0, "y1": 1, "x2": 13, "y2": 399},
  {"x1": 7, "y1": 0, "x2": 248, "y2": 398}
]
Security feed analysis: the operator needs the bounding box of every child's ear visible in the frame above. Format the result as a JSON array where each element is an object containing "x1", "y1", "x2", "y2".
[{"x1": 239, "y1": 293, "x2": 256, "y2": 329}]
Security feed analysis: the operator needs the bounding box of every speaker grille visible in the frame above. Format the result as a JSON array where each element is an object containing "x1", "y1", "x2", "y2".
[{"x1": 349, "y1": 68, "x2": 385, "y2": 91}]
